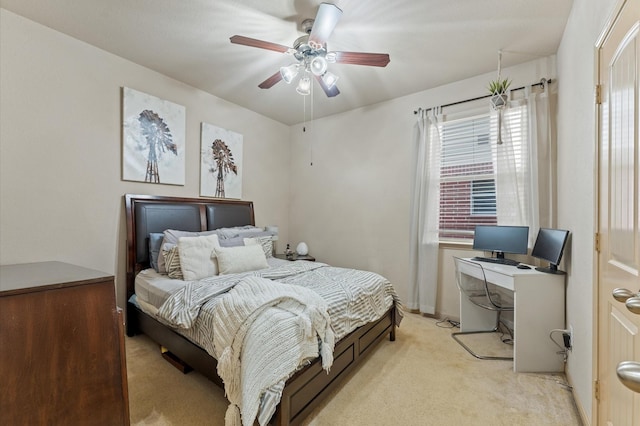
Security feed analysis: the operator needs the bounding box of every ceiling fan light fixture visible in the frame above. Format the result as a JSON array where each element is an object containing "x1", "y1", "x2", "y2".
[
  {"x1": 321, "y1": 71, "x2": 339, "y2": 89},
  {"x1": 231, "y1": 3, "x2": 389, "y2": 98},
  {"x1": 310, "y1": 56, "x2": 328, "y2": 76},
  {"x1": 296, "y1": 76, "x2": 311, "y2": 95},
  {"x1": 280, "y1": 63, "x2": 300, "y2": 84}
]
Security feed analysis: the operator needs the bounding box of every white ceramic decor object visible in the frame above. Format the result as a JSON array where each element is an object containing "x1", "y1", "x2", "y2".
[{"x1": 296, "y1": 242, "x2": 309, "y2": 256}]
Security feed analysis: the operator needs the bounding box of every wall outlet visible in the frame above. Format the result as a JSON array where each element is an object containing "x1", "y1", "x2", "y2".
[
  {"x1": 563, "y1": 325, "x2": 573, "y2": 351},
  {"x1": 569, "y1": 325, "x2": 573, "y2": 349}
]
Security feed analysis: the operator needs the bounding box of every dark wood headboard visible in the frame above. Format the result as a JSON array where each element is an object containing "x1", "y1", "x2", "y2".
[{"x1": 124, "y1": 194, "x2": 255, "y2": 302}]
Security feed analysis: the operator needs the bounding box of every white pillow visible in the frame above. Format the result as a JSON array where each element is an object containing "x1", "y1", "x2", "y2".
[
  {"x1": 214, "y1": 244, "x2": 269, "y2": 275},
  {"x1": 244, "y1": 236, "x2": 273, "y2": 258},
  {"x1": 178, "y1": 233, "x2": 220, "y2": 280},
  {"x1": 158, "y1": 229, "x2": 218, "y2": 274}
]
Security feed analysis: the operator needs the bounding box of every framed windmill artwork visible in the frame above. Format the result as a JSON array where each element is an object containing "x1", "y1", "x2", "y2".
[
  {"x1": 122, "y1": 87, "x2": 186, "y2": 185},
  {"x1": 200, "y1": 123, "x2": 243, "y2": 199}
]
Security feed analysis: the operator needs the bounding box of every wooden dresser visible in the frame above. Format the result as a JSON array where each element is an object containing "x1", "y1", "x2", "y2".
[{"x1": 0, "y1": 261, "x2": 130, "y2": 425}]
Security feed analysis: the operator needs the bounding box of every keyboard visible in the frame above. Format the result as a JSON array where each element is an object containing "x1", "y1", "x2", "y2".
[{"x1": 471, "y1": 256, "x2": 520, "y2": 266}]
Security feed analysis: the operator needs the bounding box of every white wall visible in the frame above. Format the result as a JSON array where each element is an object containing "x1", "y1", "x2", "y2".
[
  {"x1": 556, "y1": 0, "x2": 617, "y2": 422},
  {"x1": 288, "y1": 57, "x2": 557, "y2": 314},
  {"x1": 0, "y1": 9, "x2": 291, "y2": 309}
]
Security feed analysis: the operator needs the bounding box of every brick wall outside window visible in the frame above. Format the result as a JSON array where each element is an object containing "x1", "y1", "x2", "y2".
[{"x1": 439, "y1": 162, "x2": 496, "y2": 240}]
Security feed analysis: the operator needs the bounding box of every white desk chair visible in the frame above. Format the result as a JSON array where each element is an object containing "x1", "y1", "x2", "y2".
[{"x1": 451, "y1": 257, "x2": 514, "y2": 361}]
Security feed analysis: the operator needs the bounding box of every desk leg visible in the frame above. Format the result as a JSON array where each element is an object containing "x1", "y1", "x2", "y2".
[
  {"x1": 513, "y1": 275, "x2": 565, "y2": 372},
  {"x1": 460, "y1": 291, "x2": 498, "y2": 332}
]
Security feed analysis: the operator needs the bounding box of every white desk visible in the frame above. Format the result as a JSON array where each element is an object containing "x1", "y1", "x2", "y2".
[{"x1": 458, "y1": 258, "x2": 566, "y2": 372}]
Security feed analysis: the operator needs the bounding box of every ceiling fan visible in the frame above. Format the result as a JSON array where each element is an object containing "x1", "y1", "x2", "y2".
[{"x1": 229, "y1": 2, "x2": 390, "y2": 97}]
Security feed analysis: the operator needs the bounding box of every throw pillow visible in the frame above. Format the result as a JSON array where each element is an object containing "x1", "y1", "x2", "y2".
[
  {"x1": 178, "y1": 233, "x2": 220, "y2": 280},
  {"x1": 214, "y1": 244, "x2": 269, "y2": 275},
  {"x1": 163, "y1": 245, "x2": 183, "y2": 280},
  {"x1": 244, "y1": 236, "x2": 273, "y2": 258}
]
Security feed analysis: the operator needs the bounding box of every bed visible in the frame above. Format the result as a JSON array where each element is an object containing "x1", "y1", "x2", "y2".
[{"x1": 124, "y1": 194, "x2": 400, "y2": 426}]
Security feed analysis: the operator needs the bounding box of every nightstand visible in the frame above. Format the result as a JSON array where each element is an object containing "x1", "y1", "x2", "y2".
[{"x1": 274, "y1": 253, "x2": 316, "y2": 262}]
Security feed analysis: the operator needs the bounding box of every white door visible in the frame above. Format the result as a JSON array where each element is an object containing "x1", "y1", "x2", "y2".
[{"x1": 597, "y1": 0, "x2": 640, "y2": 424}]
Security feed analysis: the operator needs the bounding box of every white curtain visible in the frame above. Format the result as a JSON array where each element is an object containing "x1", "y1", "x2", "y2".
[
  {"x1": 528, "y1": 85, "x2": 556, "y2": 232},
  {"x1": 494, "y1": 84, "x2": 554, "y2": 245},
  {"x1": 494, "y1": 92, "x2": 528, "y2": 226},
  {"x1": 408, "y1": 83, "x2": 554, "y2": 313},
  {"x1": 408, "y1": 109, "x2": 441, "y2": 315}
]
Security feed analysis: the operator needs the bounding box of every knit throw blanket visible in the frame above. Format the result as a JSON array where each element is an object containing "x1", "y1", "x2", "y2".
[{"x1": 168, "y1": 275, "x2": 335, "y2": 426}]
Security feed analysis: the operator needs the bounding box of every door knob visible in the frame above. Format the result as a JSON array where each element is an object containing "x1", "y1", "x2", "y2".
[
  {"x1": 626, "y1": 297, "x2": 640, "y2": 315},
  {"x1": 617, "y1": 361, "x2": 640, "y2": 393},
  {"x1": 612, "y1": 288, "x2": 638, "y2": 302}
]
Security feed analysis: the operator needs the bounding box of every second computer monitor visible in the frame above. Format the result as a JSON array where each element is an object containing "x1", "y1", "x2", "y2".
[
  {"x1": 531, "y1": 228, "x2": 570, "y2": 274},
  {"x1": 472, "y1": 225, "x2": 529, "y2": 259}
]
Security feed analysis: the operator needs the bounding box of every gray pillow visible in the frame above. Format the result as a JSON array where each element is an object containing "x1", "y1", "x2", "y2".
[
  {"x1": 216, "y1": 226, "x2": 268, "y2": 239},
  {"x1": 218, "y1": 236, "x2": 246, "y2": 247},
  {"x1": 148, "y1": 233, "x2": 164, "y2": 272}
]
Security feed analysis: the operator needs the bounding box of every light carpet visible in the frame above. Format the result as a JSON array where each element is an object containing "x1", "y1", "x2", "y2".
[{"x1": 126, "y1": 313, "x2": 582, "y2": 425}]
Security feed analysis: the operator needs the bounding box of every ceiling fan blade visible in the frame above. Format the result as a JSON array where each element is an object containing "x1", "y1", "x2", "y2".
[
  {"x1": 258, "y1": 71, "x2": 283, "y2": 89},
  {"x1": 333, "y1": 51, "x2": 390, "y2": 67},
  {"x1": 308, "y1": 3, "x2": 343, "y2": 46},
  {"x1": 230, "y1": 35, "x2": 290, "y2": 53},
  {"x1": 315, "y1": 74, "x2": 340, "y2": 97}
]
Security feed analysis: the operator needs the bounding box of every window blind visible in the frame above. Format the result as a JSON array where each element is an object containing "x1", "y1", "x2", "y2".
[{"x1": 436, "y1": 105, "x2": 529, "y2": 241}]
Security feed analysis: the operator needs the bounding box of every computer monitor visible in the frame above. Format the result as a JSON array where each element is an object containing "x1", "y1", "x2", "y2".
[
  {"x1": 472, "y1": 225, "x2": 529, "y2": 259},
  {"x1": 531, "y1": 228, "x2": 570, "y2": 274}
]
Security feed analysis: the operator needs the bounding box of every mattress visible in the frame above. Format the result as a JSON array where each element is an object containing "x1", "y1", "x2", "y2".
[{"x1": 134, "y1": 269, "x2": 185, "y2": 312}]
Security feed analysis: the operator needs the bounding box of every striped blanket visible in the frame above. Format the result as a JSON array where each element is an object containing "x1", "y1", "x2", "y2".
[
  {"x1": 214, "y1": 276, "x2": 334, "y2": 426},
  {"x1": 156, "y1": 261, "x2": 402, "y2": 425}
]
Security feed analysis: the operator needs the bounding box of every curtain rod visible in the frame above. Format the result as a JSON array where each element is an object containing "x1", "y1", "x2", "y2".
[{"x1": 413, "y1": 78, "x2": 552, "y2": 115}]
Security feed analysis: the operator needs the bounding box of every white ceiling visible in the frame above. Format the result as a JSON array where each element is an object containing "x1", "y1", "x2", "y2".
[{"x1": 0, "y1": 0, "x2": 573, "y2": 125}]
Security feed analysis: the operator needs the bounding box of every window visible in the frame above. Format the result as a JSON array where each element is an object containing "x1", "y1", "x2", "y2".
[
  {"x1": 437, "y1": 107, "x2": 528, "y2": 241},
  {"x1": 438, "y1": 114, "x2": 496, "y2": 239}
]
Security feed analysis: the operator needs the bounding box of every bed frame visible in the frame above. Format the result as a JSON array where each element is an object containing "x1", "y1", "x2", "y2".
[{"x1": 124, "y1": 194, "x2": 396, "y2": 426}]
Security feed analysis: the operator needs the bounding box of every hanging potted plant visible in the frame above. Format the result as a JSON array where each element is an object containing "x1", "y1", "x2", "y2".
[
  {"x1": 488, "y1": 77, "x2": 511, "y2": 110},
  {"x1": 488, "y1": 51, "x2": 509, "y2": 144}
]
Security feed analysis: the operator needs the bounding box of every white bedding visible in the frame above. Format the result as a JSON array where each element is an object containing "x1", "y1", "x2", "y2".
[
  {"x1": 134, "y1": 256, "x2": 290, "y2": 311},
  {"x1": 135, "y1": 269, "x2": 185, "y2": 312},
  {"x1": 210, "y1": 276, "x2": 334, "y2": 425},
  {"x1": 135, "y1": 258, "x2": 402, "y2": 426}
]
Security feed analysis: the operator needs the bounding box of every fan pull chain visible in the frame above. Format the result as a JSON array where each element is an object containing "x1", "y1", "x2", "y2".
[
  {"x1": 310, "y1": 82, "x2": 314, "y2": 166},
  {"x1": 300, "y1": 81, "x2": 314, "y2": 166},
  {"x1": 302, "y1": 92, "x2": 306, "y2": 133}
]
